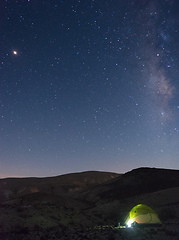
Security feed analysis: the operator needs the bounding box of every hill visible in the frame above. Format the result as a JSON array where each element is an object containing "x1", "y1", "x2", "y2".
[
  {"x1": 0, "y1": 167, "x2": 179, "y2": 240},
  {"x1": 79, "y1": 167, "x2": 179, "y2": 203},
  {"x1": 0, "y1": 171, "x2": 120, "y2": 203}
]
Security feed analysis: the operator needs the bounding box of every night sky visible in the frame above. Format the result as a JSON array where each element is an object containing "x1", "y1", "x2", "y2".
[{"x1": 1, "y1": 0, "x2": 179, "y2": 177}]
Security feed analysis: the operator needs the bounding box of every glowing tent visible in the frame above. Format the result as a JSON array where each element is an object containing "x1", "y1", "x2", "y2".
[{"x1": 125, "y1": 204, "x2": 162, "y2": 227}]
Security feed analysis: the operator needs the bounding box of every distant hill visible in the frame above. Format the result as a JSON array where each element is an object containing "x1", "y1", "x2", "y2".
[
  {"x1": 78, "y1": 167, "x2": 179, "y2": 203},
  {"x1": 0, "y1": 171, "x2": 120, "y2": 203},
  {"x1": 1, "y1": 167, "x2": 179, "y2": 205}
]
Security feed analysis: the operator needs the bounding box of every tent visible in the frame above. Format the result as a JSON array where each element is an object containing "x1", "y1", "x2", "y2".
[{"x1": 125, "y1": 204, "x2": 162, "y2": 227}]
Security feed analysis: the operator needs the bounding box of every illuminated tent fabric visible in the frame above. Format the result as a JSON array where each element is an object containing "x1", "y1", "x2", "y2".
[{"x1": 125, "y1": 204, "x2": 162, "y2": 227}]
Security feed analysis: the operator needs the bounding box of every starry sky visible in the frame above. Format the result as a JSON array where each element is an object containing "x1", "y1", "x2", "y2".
[{"x1": 1, "y1": 0, "x2": 179, "y2": 177}]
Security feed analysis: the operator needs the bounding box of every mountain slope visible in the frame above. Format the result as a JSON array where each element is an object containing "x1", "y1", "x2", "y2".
[
  {"x1": 0, "y1": 171, "x2": 120, "y2": 203},
  {"x1": 78, "y1": 167, "x2": 179, "y2": 203}
]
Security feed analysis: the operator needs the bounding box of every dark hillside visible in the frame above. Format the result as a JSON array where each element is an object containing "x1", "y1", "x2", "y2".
[
  {"x1": 99, "y1": 167, "x2": 179, "y2": 200},
  {"x1": 0, "y1": 168, "x2": 179, "y2": 239},
  {"x1": 0, "y1": 171, "x2": 120, "y2": 203},
  {"x1": 79, "y1": 168, "x2": 179, "y2": 203}
]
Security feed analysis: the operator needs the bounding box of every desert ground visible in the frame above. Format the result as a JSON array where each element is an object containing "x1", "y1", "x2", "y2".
[{"x1": 0, "y1": 168, "x2": 179, "y2": 239}]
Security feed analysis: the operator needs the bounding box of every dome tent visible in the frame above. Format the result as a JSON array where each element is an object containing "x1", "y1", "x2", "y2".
[{"x1": 125, "y1": 204, "x2": 162, "y2": 227}]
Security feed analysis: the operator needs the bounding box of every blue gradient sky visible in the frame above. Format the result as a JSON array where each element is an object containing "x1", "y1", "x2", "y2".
[{"x1": 1, "y1": 0, "x2": 179, "y2": 177}]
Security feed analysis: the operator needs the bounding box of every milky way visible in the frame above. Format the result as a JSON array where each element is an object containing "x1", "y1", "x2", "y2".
[{"x1": 135, "y1": 0, "x2": 177, "y2": 127}]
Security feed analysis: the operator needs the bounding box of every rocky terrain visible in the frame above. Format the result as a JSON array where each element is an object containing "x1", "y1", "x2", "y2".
[{"x1": 0, "y1": 167, "x2": 179, "y2": 239}]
